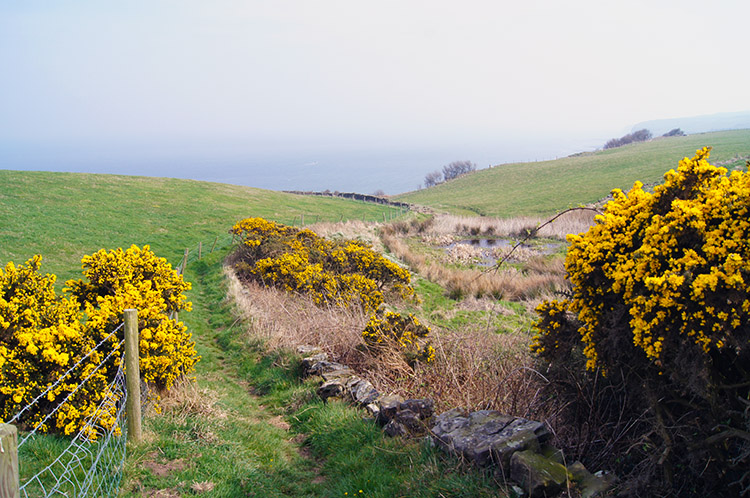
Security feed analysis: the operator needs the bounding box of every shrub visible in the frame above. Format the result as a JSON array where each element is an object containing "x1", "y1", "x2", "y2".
[
  {"x1": 362, "y1": 310, "x2": 435, "y2": 365},
  {"x1": 442, "y1": 160, "x2": 476, "y2": 181},
  {"x1": 0, "y1": 256, "x2": 115, "y2": 438},
  {"x1": 663, "y1": 127, "x2": 686, "y2": 137},
  {"x1": 532, "y1": 147, "x2": 750, "y2": 495},
  {"x1": 67, "y1": 245, "x2": 198, "y2": 391},
  {"x1": 230, "y1": 218, "x2": 414, "y2": 312},
  {"x1": 603, "y1": 128, "x2": 652, "y2": 149},
  {"x1": 424, "y1": 170, "x2": 443, "y2": 188}
]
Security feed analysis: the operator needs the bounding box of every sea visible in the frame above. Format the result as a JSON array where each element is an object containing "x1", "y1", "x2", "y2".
[{"x1": 0, "y1": 136, "x2": 606, "y2": 196}]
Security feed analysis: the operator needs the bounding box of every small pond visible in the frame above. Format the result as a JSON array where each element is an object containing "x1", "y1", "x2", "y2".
[{"x1": 444, "y1": 238, "x2": 566, "y2": 266}]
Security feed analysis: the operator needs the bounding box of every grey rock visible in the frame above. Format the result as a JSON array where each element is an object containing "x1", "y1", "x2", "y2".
[
  {"x1": 567, "y1": 462, "x2": 616, "y2": 498},
  {"x1": 297, "y1": 345, "x2": 323, "y2": 356},
  {"x1": 317, "y1": 379, "x2": 346, "y2": 401},
  {"x1": 401, "y1": 398, "x2": 434, "y2": 420},
  {"x1": 510, "y1": 449, "x2": 569, "y2": 498},
  {"x1": 300, "y1": 353, "x2": 329, "y2": 377},
  {"x1": 377, "y1": 394, "x2": 405, "y2": 425},
  {"x1": 383, "y1": 420, "x2": 408, "y2": 437},
  {"x1": 348, "y1": 378, "x2": 380, "y2": 406},
  {"x1": 307, "y1": 360, "x2": 350, "y2": 378},
  {"x1": 321, "y1": 368, "x2": 355, "y2": 381},
  {"x1": 431, "y1": 409, "x2": 549, "y2": 470},
  {"x1": 365, "y1": 403, "x2": 381, "y2": 418},
  {"x1": 394, "y1": 409, "x2": 425, "y2": 434}
]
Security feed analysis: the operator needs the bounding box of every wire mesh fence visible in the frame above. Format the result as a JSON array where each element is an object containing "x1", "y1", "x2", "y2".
[{"x1": 5, "y1": 325, "x2": 130, "y2": 498}]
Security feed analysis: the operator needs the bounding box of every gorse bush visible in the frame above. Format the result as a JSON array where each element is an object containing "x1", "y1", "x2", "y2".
[
  {"x1": 0, "y1": 246, "x2": 197, "y2": 437},
  {"x1": 67, "y1": 245, "x2": 198, "y2": 391},
  {"x1": 230, "y1": 218, "x2": 414, "y2": 312},
  {"x1": 362, "y1": 310, "x2": 435, "y2": 365},
  {"x1": 532, "y1": 147, "x2": 750, "y2": 496},
  {"x1": 0, "y1": 256, "x2": 114, "y2": 437}
]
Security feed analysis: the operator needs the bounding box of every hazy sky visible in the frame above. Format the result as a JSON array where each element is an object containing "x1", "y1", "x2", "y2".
[{"x1": 1, "y1": 1, "x2": 749, "y2": 192}]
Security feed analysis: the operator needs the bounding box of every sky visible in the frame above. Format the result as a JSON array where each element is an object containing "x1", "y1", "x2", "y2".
[{"x1": 1, "y1": 1, "x2": 749, "y2": 193}]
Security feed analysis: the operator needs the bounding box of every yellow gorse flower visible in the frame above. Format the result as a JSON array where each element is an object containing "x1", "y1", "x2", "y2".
[
  {"x1": 1, "y1": 245, "x2": 198, "y2": 437},
  {"x1": 532, "y1": 147, "x2": 750, "y2": 371},
  {"x1": 230, "y1": 218, "x2": 414, "y2": 312}
]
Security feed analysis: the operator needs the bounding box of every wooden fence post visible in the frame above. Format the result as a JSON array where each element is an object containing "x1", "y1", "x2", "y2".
[
  {"x1": 210, "y1": 236, "x2": 218, "y2": 254},
  {"x1": 124, "y1": 309, "x2": 142, "y2": 444},
  {"x1": 0, "y1": 424, "x2": 19, "y2": 498}
]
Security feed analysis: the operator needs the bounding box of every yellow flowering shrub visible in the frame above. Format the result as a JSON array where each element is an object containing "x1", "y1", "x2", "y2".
[
  {"x1": 67, "y1": 245, "x2": 198, "y2": 390},
  {"x1": 362, "y1": 310, "x2": 435, "y2": 365},
  {"x1": 0, "y1": 256, "x2": 115, "y2": 437},
  {"x1": 230, "y1": 218, "x2": 414, "y2": 312},
  {"x1": 533, "y1": 147, "x2": 750, "y2": 374},
  {"x1": 531, "y1": 147, "x2": 750, "y2": 495}
]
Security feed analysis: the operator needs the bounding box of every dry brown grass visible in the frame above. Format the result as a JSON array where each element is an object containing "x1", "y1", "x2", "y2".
[
  {"x1": 381, "y1": 230, "x2": 567, "y2": 302},
  {"x1": 307, "y1": 220, "x2": 385, "y2": 252},
  {"x1": 158, "y1": 377, "x2": 228, "y2": 422},
  {"x1": 225, "y1": 267, "x2": 368, "y2": 357},
  {"x1": 225, "y1": 265, "x2": 544, "y2": 416},
  {"x1": 426, "y1": 211, "x2": 596, "y2": 240}
]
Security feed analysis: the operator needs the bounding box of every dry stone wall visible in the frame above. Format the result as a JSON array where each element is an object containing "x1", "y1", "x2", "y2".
[{"x1": 298, "y1": 346, "x2": 614, "y2": 497}]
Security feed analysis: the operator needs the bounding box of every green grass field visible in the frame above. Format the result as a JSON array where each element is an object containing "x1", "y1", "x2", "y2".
[
  {"x1": 2, "y1": 170, "x2": 507, "y2": 496},
  {"x1": 0, "y1": 170, "x2": 404, "y2": 283},
  {"x1": 396, "y1": 129, "x2": 750, "y2": 217}
]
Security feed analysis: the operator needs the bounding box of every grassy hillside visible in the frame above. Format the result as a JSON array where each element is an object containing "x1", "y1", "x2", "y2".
[
  {"x1": 396, "y1": 129, "x2": 750, "y2": 217},
  {"x1": 2, "y1": 170, "x2": 505, "y2": 496},
  {"x1": 0, "y1": 170, "x2": 403, "y2": 282}
]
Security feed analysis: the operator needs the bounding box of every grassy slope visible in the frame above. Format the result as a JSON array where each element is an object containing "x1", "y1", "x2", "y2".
[
  {"x1": 396, "y1": 129, "x2": 750, "y2": 217},
  {"x1": 5, "y1": 171, "x2": 504, "y2": 496},
  {"x1": 0, "y1": 170, "x2": 403, "y2": 283}
]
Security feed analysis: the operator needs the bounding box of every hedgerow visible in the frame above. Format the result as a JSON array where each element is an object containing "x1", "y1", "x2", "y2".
[
  {"x1": 230, "y1": 217, "x2": 414, "y2": 312},
  {"x1": 532, "y1": 147, "x2": 750, "y2": 496}
]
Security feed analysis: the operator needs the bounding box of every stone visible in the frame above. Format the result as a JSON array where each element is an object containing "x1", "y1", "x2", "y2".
[
  {"x1": 306, "y1": 360, "x2": 350, "y2": 378},
  {"x1": 431, "y1": 409, "x2": 549, "y2": 471},
  {"x1": 394, "y1": 409, "x2": 425, "y2": 434},
  {"x1": 377, "y1": 394, "x2": 405, "y2": 425},
  {"x1": 567, "y1": 462, "x2": 616, "y2": 498},
  {"x1": 317, "y1": 378, "x2": 346, "y2": 401},
  {"x1": 540, "y1": 444, "x2": 564, "y2": 465},
  {"x1": 297, "y1": 345, "x2": 323, "y2": 356},
  {"x1": 401, "y1": 398, "x2": 434, "y2": 420},
  {"x1": 347, "y1": 378, "x2": 380, "y2": 406},
  {"x1": 321, "y1": 368, "x2": 355, "y2": 381},
  {"x1": 300, "y1": 353, "x2": 329, "y2": 377},
  {"x1": 365, "y1": 403, "x2": 380, "y2": 418},
  {"x1": 383, "y1": 420, "x2": 408, "y2": 437},
  {"x1": 510, "y1": 449, "x2": 570, "y2": 498}
]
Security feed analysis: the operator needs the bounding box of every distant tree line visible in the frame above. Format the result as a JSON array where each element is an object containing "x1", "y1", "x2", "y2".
[
  {"x1": 423, "y1": 160, "x2": 476, "y2": 188},
  {"x1": 603, "y1": 129, "x2": 652, "y2": 149}
]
